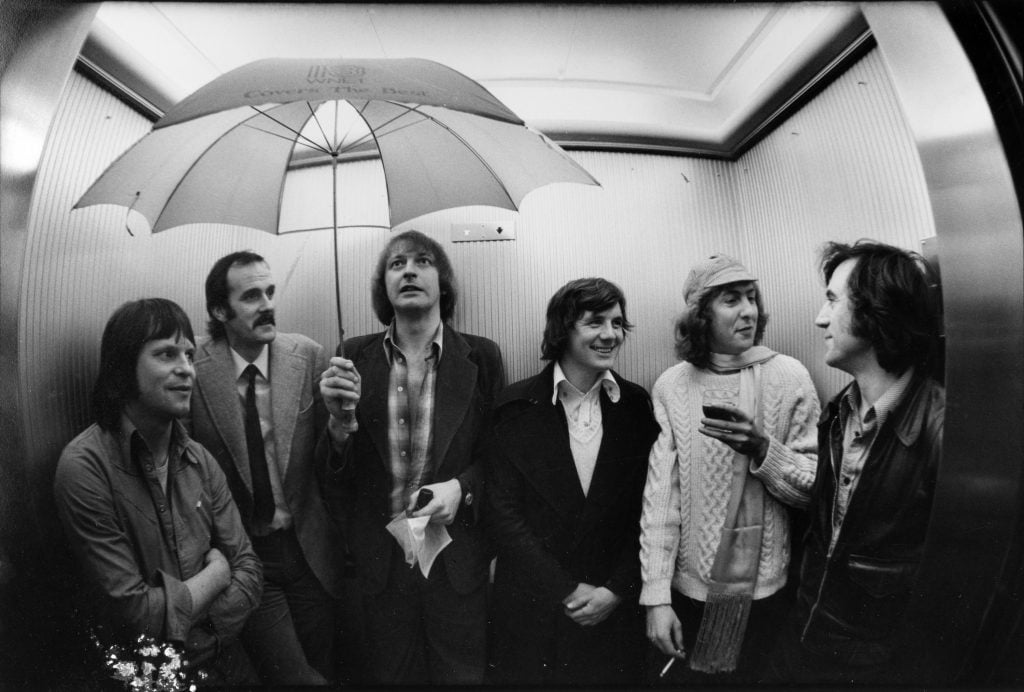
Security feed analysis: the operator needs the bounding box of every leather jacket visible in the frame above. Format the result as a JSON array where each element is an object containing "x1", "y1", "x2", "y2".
[{"x1": 795, "y1": 371, "x2": 945, "y2": 660}]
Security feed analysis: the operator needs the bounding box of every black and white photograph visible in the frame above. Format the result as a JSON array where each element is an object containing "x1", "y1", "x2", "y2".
[{"x1": 1, "y1": 2, "x2": 1021, "y2": 688}]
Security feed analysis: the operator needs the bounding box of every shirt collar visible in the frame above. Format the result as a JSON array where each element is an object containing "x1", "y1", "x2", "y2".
[
  {"x1": 870, "y1": 366, "x2": 915, "y2": 431},
  {"x1": 231, "y1": 344, "x2": 269, "y2": 381},
  {"x1": 383, "y1": 320, "x2": 444, "y2": 363},
  {"x1": 551, "y1": 361, "x2": 620, "y2": 405},
  {"x1": 841, "y1": 366, "x2": 916, "y2": 431},
  {"x1": 117, "y1": 415, "x2": 193, "y2": 468}
]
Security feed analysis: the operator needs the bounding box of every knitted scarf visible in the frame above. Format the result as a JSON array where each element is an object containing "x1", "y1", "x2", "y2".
[{"x1": 690, "y1": 346, "x2": 777, "y2": 673}]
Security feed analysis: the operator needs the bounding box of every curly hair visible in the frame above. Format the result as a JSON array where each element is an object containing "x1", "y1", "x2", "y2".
[
  {"x1": 820, "y1": 239, "x2": 941, "y2": 374},
  {"x1": 371, "y1": 230, "x2": 458, "y2": 325},
  {"x1": 541, "y1": 277, "x2": 633, "y2": 361},
  {"x1": 674, "y1": 281, "x2": 768, "y2": 369},
  {"x1": 92, "y1": 298, "x2": 196, "y2": 431}
]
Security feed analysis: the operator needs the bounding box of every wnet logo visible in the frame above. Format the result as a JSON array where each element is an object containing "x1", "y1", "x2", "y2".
[{"x1": 307, "y1": 65, "x2": 367, "y2": 83}]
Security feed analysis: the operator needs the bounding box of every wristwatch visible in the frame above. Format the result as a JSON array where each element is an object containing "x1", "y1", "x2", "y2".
[{"x1": 457, "y1": 477, "x2": 473, "y2": 507}]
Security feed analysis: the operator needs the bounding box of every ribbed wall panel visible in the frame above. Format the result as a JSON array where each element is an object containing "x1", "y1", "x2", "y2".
[
  {"x1": 395, "y1": 153, "x2": 741, "y2": 388},
  {"x1": 735, "y1": 49, "x2": 934, "y2": 401},
  {"x1": 20, "y1": 72, "x2": 151, "y2": 472},
  {"x1": 19, "y1": 47, "x2": 932, "y2": 473}
]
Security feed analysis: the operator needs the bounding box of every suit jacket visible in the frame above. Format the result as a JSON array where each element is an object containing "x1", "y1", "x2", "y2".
[
  {"x1": 191, "y1": 333, "x2": 343, "y2": 598},
  {"x1": 320, "y1": 325, "x2": 505, "y2": 596},
  {"x1": 484, "y1": 363, "x2": 660, "y2": 681}
]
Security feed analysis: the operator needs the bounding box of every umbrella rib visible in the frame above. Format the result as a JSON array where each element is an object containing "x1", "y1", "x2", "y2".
[
  {"x1": 347, "y1": 103, "x2": 395, "y2": 230},
  {"x1": 243, "y1": 123, "x2": 332, "y2": 154},
  {"x1": 378, "y1": 102, "x2": 516, "y2": 207},
  {"x1": 336, "y1": 104, "x2": 367, "y2": 153},
  {"x1": 337, "y1": 106, "x2": 428, "y2": 154},
  {"x1": 305, "y1": 101, "x2": 334, "y2": 153},
  {"x1": 335, "y1": 101, "x2": 390, "y2": 153},
  {"x1": 248, "y1": 105, "x2": 331, "y2": 155},
  {"x1": 149, "y1": 106, "x2": 320, "y2": 232}
]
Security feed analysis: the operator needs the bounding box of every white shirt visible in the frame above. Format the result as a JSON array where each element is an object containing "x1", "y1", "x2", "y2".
[
  {"x1": 231, "y1": 345, "x2": 290, "y2": 532},
  {"x1": 552, "y1": 363, "x2": 620, "y2": 496}
]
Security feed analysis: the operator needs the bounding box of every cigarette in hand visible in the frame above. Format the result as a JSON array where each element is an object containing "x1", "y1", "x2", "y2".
[{"x1": 659, "y1": 652, "x2": 683, "y2": 678}]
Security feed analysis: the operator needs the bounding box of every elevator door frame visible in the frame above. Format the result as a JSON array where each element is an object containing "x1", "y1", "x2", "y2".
[{"x1": 863, "y1": 2, "x2": 1024, "y2": 682}]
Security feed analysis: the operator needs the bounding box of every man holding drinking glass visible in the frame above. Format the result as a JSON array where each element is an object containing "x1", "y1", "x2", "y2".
[{"x1": 640, "y1": 254, "x2": 820, "y2": 683}]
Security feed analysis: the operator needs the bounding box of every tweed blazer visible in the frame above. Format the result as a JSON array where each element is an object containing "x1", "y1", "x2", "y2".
[
  {"x1": 190, "y1": 333, "x2": 343, "y2": 598},
  {"x1": 321, "y1": 325, "x2": 505, "y2": 595}
]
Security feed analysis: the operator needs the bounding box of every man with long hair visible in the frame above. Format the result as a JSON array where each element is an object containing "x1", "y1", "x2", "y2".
[
  {"x1": 319, "y1": 230, "x2": 505, "y2": 684},
  {"x1": 54, "y1": 298, "x2": 261, "y2": 684},
  {"x1": 485, "y1": 277, "x2": 660, "y2": 685},
  {"x1": 641, "y1": 254, "x2": 820, "y2": 683},
  {"x1": 773, "y1": 239, "x2": 945, "y2": 683}
]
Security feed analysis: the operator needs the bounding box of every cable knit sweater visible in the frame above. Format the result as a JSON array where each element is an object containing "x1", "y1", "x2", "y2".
[{"x1": 639, "y1": 354, "x2": 820, "y2": 606}]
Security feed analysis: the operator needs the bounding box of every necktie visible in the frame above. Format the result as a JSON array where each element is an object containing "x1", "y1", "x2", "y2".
[{"x1": 243, "y1": 364, "x2": 274, "y2": 525}]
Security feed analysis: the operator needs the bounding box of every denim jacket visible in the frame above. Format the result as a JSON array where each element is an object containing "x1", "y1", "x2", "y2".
[{"x1": 54, "y1": 420, "x2": 262, "y2": 649}]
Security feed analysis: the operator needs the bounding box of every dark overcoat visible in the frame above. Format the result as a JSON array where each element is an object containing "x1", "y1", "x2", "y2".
[{"x1": 485, "y1": 362, "x2": 660, "y2": 685}]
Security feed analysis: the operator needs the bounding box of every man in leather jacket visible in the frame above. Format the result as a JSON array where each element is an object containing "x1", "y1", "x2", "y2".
[{"x1": 773, "y1": 240, "x2": 944, "y2": 683}]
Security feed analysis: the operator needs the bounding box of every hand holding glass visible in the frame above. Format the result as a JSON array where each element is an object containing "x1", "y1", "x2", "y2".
[{"x1": 702, "y1": 388, "x2": 739, "y2": 424}]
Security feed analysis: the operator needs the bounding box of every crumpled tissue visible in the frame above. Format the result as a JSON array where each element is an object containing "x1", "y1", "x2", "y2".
[{"x1": 385, "y1": 515, "x2": 452, "y2": 578}]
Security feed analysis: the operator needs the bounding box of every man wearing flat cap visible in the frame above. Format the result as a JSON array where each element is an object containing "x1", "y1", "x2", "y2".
[{"x1": 640, "y1": 253, "x2": 820, "y2": 683}]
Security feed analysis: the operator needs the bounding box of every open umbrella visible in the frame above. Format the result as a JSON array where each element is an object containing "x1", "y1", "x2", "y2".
[{"x1": 75, "y1": 57, "x2": 599, "y2": 342}]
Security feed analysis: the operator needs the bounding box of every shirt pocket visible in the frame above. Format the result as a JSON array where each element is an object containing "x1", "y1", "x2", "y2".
[{"x1": 174, "y1": 483, "x2": 214, "y2": 566}]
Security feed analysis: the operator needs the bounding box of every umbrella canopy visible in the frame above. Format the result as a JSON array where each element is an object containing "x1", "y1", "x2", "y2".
[
  {"x1": 74, "y1": 58, "x2": 600, "y2": 340},
  {"x1": 76, "y1": 58, "x2": 598, "y2": 231},
  {"x1": 76, "y1": 97, "x2": 597, "y2": 232},
  {"x1": 157, "y1": 57, "x2": 523, "y2": 127}
]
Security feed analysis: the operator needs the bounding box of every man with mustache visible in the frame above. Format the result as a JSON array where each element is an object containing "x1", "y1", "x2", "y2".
[
  {"x1": 319, "y1": 230, "x2": 505, "y2": 684},
  {"x1": 190, "y1": 251, "x2": 342, "y2": 685},
  {"x1": 54, "y1": 298, "x2": 262, "y2": 684}
]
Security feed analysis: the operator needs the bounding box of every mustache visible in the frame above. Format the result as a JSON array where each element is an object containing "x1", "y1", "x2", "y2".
[{"x1": 255, "y1": 312, "x2": 276, "y2": 327}]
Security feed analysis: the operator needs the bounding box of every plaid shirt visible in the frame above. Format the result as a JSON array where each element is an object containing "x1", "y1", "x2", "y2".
[
  {"x1": 383, "y1": 322, "x2": 443, "y2": 517},
  {"x1": 829, "y1": 366, "x2": 914, "y2": 552}
]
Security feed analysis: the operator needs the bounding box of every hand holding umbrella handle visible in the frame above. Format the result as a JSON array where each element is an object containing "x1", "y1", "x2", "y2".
[{"x1": 322, "y1": 357, "x2": 360, "y2": 440}]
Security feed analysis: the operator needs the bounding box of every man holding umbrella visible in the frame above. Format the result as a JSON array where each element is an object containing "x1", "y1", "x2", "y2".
[
  {"x1": 190, "y1": 251, "x2": 343, "y2": 685},
  {"x1": 319, "y1": 230, "x2": 505, "y2": 684}
]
